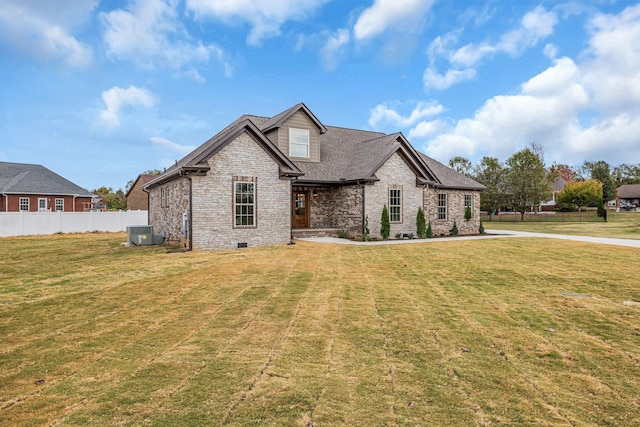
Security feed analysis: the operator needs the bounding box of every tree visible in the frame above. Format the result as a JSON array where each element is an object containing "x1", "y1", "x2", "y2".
[
  {"x1": 380, "y1": 204, "x2": 390, "y2": 239},
  {"x1": 582, "y1": 161, "x2": 615, "y2": 202},
  {"x1": 426, "y1": 221, "x2": 433, "y2": 238},
  {"x1": 557, "y1": 179, "x2": 602, "y2": 214},
  {"x1": 612, "y1": 163, "x2": 640, "y2": 187},
  {"x1": 550, "y1": 162, "x2": 577, "y2": 182},
  {"x1": 448, "y1": 156, "x2": 474, "y2": 177},
  {"x1": 416, "y1": 207, "x2": 426, "y2": 238},
  {"x1": 505, "y1": 148, "x2": 553, "y2": 221},
  {"x1": 93, "y1": 186, "x2": 127, "y2": 210},
  {"x1": 474, "y1": 156, "x2": 507, "y2": 219}
]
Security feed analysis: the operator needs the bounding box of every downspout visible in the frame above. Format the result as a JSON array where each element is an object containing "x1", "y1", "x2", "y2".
[
  {"x1": 73, "y1": 195, "x2": 77, "y2": 212},
  {"x1": 3, "y1": 194, "x2": 7, "y2": 212},
  {"x1": 361, "y1": 182, "x2": 366, "y2": 237},
  {"x1": 187, "y1": 176, "x2": 193, "y2": 251}
]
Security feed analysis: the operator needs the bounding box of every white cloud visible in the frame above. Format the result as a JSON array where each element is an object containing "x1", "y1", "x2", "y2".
[
  {"x1": 450, "y1": 6, "x2": 558, "y2": 68},
  {"x1": 150, "y1": 136, "x2": 196, "y2": 155},
  {"x1": 100, "y1": 86, "x2": 156, "y2": 127},
  {"x1": 369, "y1": 101, "x2": 444, "y2": 129},
  {"x1": 101, "y1": 0, "x2": 230, "y2": 76},
  {"x1": 408, "y1": 120, "x2": 447, "y2": 139},
  {"x1": 0, "y1": 0, "x2": 94, "y2": 68},
  {"x1": 421, "y1": 4, "x2": 640, "y2": 167},
  {"x1": 423, "y1": 56, "x2": 590, "y2": 162},
  {"x1": 320, "y1": 29, "x2": 350, "y2": 71},
  {"x1": 423, "y1": 67, "x2": 476, "y2": 90},
  {"x1": 353, "y1": 0, "x2": 435, "y2": 40},
  {"x1": 186, "y1": 0, "x2": 329, "y2": 46}
]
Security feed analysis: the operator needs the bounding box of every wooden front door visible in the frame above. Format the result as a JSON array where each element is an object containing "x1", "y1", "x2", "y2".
[{"x1": 292, "y1": 191, "x2": 309, "y2": 228}]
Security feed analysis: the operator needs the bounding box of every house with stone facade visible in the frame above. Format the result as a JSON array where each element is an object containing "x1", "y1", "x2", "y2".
[{"x1": 143, "y1": 103, "x2": 485, "y2": 250}]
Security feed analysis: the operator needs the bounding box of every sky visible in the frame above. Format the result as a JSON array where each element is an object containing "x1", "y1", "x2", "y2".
[{"x1": 1, "y1": 0, "x2": 639, "y2": 192}]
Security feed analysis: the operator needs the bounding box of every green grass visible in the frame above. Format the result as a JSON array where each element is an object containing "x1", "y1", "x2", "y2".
[
  {"x1": 484, "y1": 211, "x2": 640, "y2": 240},
  {"x1": 1, "y1": 233, "x2": 639, "y2": 425}
]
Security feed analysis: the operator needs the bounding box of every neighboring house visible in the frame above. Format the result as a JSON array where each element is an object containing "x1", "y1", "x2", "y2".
[
  {"x1": 0, "y1": 161, "x2": 94, "y2": 212},
  {"x1": 144, "y1": 103, "x2": 485, "y2": 250},
  {"x1": 126, "y1": 174, "x2": 155, "y2": 210},
  {"x1": 540, "y1": 176, "x2": 566, "y2": 211},
  {"x1": 616, "y1": 184, "x2": 640, "y2": 211}
]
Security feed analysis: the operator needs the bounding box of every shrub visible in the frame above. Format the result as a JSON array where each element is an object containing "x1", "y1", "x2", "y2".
[
  {"x1": 380, "y1": 204, "x2": 390, "y2": 240},
  {"x1": 363, "y1": 215, "x2": 371, "y2": 241},
  {"x1": 426, "y1": 221, "x2": 433, "y2": 238},
  {"x1": 464, "y1": 205, "x2": 472, "y2": 221},
  {"x1": 450, "y1": 220, "x2": 458, "y2": 236},
  {"x1": 416, "y1": 207, "x2": 426, "y2": 238},
  {"x1": 479, "y1": 220, "x2": 485, "y2": 234}
]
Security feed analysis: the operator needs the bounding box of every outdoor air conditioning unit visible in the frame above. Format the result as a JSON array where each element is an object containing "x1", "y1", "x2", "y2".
[{"x1": 127, "y1": 225, "x2": 155, "y2": 246}]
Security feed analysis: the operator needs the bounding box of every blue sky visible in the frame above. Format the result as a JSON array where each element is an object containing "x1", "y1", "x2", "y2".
[{"x1": 1, "y1": 0, "x2": 639, "y2": 191}]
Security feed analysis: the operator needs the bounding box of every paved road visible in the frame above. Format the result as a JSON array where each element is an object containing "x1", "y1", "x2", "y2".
[{"x1": 298, "y1": 229, "x2": 640, "y2": 249}]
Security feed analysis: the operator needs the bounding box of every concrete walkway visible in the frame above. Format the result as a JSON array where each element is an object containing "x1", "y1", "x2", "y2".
[{"x1": 298, "y1": 229, "x2": 640, "y2": 249}]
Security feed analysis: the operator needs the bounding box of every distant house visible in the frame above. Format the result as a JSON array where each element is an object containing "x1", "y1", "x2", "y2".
[
  {"x1": 540, "y1": 176, "x2": 566, "y2": 211},
  {"x1": 144, "y1": 103, "x2": 485, "y2": 250},
  {"x1": 0, "y1": 162, "x2": 94, "y2": 212},
  {"x1": 126, "y1": 174, "x2": 155, "y2": 210},
  {"x1": 616, "y1": 184, "x2": 640, "y2": 211}
]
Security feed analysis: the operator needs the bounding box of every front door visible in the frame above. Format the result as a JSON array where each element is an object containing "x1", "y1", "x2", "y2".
[{"x1": 292, "y1": 191, "x2": 309, "y2": 228}]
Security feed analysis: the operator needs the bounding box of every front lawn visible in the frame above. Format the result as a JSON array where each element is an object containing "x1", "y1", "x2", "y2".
[{"x1": 1, "y1": 233, "x2": 639, "y2": 425}]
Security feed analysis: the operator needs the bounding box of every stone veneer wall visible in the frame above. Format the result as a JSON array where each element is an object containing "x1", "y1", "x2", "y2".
[
  {"x1": 148, "y1": 177, "x2": 190, "y2": 244},
  {"x1": 302, "y1": 185, "x2": 363, "y2": 235},
  {"x1": 364, "y1": 153, "x2": 425, "y2": 239},
  {"x1": 423, "y1": 188, "x2": 481, "y2": 236},
  {"x1": 190, "y1": 133, "x2": 291, "y2": 250}
]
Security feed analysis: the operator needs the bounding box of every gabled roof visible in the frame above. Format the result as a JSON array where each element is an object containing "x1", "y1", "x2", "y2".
[
  {"x1": 0, "y1": 162, "x2": 93, "y2": 196},
  {"x1": 144, "y1": 118, "x2": 303, "y2": 189},
  {"x1": 125, "y1": 173, "x2": 155, "y2": 198},
  {"x1": 260, "y1": 102, "x2": 328, "y2": 134},
  {"x1": 144, "y1": 103, "x2": 484, "y2": 191},
  {"x1": 617, "y1": 184, "x2": 640, "y2": 199}
]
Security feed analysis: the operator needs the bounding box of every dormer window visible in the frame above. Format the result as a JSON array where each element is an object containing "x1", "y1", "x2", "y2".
[{"x1": 289, "y1": 128, "x2": 309, "y2": 158}]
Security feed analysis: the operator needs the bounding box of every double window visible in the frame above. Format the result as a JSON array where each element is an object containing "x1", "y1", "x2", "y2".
[
  {"x1": 438, "y1": 193, "x2": 447, "y2": 220},
  {"x1": 160, "y1": 188, "x2": 171, "y2": 208},
  {"x1": 19, "y1": 197, "x2": 29, "y2": 211},
  {"x1": 234, "y1": 177, "x2": 256, "y2": 227},
  {"x1": 389, "y1": 186, "x2": 402, "y2": 223},
  {"x1": 289, "y1": 128, "x2": 309, "y2": 158},
  {"x1": 55, "y1": 198, "x2": 64, "y2": 211}
]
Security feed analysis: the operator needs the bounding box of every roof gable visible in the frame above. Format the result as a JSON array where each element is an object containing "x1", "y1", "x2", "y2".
[
  {"x1": 0, "y1": 162, "x2": 93, "y2": 196},
  {"x1": 144, "y1": 119, "x2": 303, "y2": 189},
  {"x1": 260, "y1": 102, "x2": 328, "y2": 134}
]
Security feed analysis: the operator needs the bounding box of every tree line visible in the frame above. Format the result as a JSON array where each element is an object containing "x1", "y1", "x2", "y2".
[{"x1": 449, "y1": 144, "x2": 640, "y2": 221}]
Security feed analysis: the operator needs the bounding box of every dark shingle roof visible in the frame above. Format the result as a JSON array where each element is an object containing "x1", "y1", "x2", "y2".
[
  {"x1": 0, "y1": 162, "x2": 93, "y2": 196},
  {"x1": 145, "y1": 103, "x2": 485, "y2": 191},
  {"x1": 617, "y1": 184, "x2": 640, "y2": 198},
  {"x1": 418, "y1": 154, "x2": 486, "y2": 190}
]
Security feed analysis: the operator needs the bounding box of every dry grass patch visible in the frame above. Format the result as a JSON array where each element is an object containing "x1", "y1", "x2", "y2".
[{"x1": 1, "y1": 233, "x2": 639, "y2": 425}]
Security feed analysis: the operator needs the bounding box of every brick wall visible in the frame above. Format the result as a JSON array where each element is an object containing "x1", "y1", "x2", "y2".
[
  {"x1": 148, "y1": 177, "x2": 190, "y2": 244},
  {"x1": 301, "y1": 185, "x2": 363, "y2": 235},
  {"x1": 0, "y1": 194, "x2": 92, "y2": 212},
  {"x1": 424, "y1": 188, "x2": 481, "y2": 236},
  {"x1": 190, "y1": 133, "x2": 291, "y2": 250},
  {"x1": 364, "y1": 153, "x2": 425, "y2": 239}
]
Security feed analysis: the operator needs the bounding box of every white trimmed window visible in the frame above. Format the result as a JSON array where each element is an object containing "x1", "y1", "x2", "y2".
[
  {"x1": 55, "y1": 198, "x2": 64, "y2": 211},
  {"x1": 289, "y1": 128, "x2": 310, "y2": 158},
  {"x1": 438, "y1": 193, "x2": 447, "y2": 220},
  {"x1": 389, "y1": 187, "x2": 402, "y2": 223},
  {"x1": 234, "y1": 177, "x2": 256, "y2": 227},
  {"x1": 464, "y1": 194, "x2": 473, "y2": 215},
  {"x1": 19, "y1": 197, "x2": 29, "y2": 211}
]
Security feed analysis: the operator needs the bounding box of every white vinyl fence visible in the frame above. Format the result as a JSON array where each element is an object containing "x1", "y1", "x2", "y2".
[{"x1": 0, "y1": 211, "x2": 148, "y2": 237}]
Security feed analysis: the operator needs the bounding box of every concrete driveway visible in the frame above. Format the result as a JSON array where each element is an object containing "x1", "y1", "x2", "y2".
[{"x1": 298, "y1": 230, "x2": 640, "y2": 249}]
